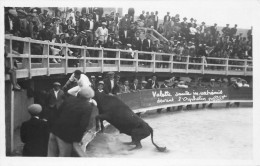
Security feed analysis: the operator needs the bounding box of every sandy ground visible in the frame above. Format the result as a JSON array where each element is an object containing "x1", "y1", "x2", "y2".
[{"x1": 85, "y1": 106, "x2": 252, "y2": 159}]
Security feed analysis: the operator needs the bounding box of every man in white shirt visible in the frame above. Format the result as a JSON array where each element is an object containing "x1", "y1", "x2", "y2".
[
  {"x1": 63, "y1": 70, "x2": 92, "y2": 96},
  {"x1": 95, "y1": 22, "x2": 108, "y2": 45}
]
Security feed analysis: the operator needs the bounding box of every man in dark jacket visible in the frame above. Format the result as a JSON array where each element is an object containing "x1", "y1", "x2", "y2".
[
  {"x1": 20, "y1": 104, "x2": 49, "y2": 156},
  {"x1": 131, "y1": 31, "x2": 142, "y2": 51},
  {"x1": 47, "y1": 86, "x2": 94, "y2": 157},
  {"x1": 103, "y1": 71, "x2": 119, "y2": 95}
]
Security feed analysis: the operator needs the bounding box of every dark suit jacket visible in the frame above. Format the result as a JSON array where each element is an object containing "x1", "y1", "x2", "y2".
[
  {"x1": 132, "y1": 37, "x2": 142, "y2": 51},
  {"x1": 129, "y1": 83, "x2": 141, "y2": 91},
  {"x1": 79, "y1": 18, "x2": 88, "y2": 31},
  {"x1": 51, "y1": 96, "x2": 94, "y2": 143},
  {"x1": 164, "y1": 15, "x2": 171, "y2": 23},
  {"x1": 142, "y1": 39, "x2": 153, "y2": 52},
  {"x1": 139, "y1": 14, "x2": 145, "y2": 20},
  {"x1": 128, "y1": 8, "x2": 135, "y2": 16},
  {"x1": 119, "y1": 17, "x2": 131, "y2": 30},
  {"x1": 20, "y1": 117, "x2": 49, "y2": 156},
  {"x1": 146, "y1": 80, "x2": 159, "y2": 89},
  {"x1": 47, "y1": 89, "x2": 64, "y2": 109},
  {"x1": 103, "y1": 78, "x2": 118, "y2": 94}
]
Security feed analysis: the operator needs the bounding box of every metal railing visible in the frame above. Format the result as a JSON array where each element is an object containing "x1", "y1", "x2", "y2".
[{"x1": 5, "y1": 34, "x2": 253, "y2": 80}]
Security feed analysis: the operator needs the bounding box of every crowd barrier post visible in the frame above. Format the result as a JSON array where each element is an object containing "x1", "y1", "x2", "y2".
[
  {"x1": 134, "y1": 51, "x2": 138, "y2": 72},
  {"x1": 100, "y1": 48, "x2": 104, "y2": 73},
  {"x1": 22, "y1": 38, "x2": 31, "y2": 75},
  {"x1": 117, "y1": 50, "x2": 121, "y2": 72},
  {"x1": 244, "y1": 59, "x2": 248, "y2": 76},
  {"x1": 8, "y1": 35, "x2": 14, "y2": 69},
  {"x1": 225, "y1": 58, "x2": 229, "y2": 75},
  {"x1": 170, "y1": 54, "x2": 174, "y2": 73},
  {"x1": 79, "y1": 47, "x2": 85, "y2": 69},
  {"x1": 152, "y1": 53, "x2": 156, "y2": 73},
  {"x1": 42, "y1": 41, "x2": 50, "y2": 76},
  {"x1": 202, "y1": 56, "x2": 205, "y2": 74},
  {"x1": 61, "y1": 44, "x2": 68, "y2": 75},
  {"x1": 186, "y1": 55, "x2": 190, "y2": 73},
  {"x1": 82, "y1": 47, "x2": 87, "y2": 73}
]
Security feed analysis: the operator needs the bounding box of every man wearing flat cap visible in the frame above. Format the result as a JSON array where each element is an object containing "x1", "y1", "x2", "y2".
[
  {"x1": 20, "y1": 104, "x2": 49, "y2": 156},
  {"x1": 103, "y1": 71, "x2": 119, "y2": 95},
  {"x1": 46, "y1": 82, "x2": 64, "y2": 126},
  {"x1": 48, "y1": 86, "x2": 95, "y2": 157}
]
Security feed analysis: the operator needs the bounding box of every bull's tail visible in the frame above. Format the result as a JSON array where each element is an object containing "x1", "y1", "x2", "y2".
[{"x1": 148, "y1": 125, "x2": 166, "y2": 152}]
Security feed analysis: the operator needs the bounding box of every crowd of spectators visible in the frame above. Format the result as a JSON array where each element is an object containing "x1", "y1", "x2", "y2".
[{"x1": 5, "y1": 7, "x2": 252, "y2": 67}]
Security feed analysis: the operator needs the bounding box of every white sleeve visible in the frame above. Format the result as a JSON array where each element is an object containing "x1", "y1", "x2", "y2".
[{"x1": 69, "y1": 73, "x2": 75, "y2": 82}]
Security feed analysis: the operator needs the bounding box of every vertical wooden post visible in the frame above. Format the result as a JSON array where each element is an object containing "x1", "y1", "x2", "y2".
[
  {"x1": 244, "y1": 59, "x2": 247, "y2": 76},
  {"x1": 22, "y1": 38, "x2": 30, "y2": 71},
  {"x1": 83, "y1": 47, "x2": 87, "y2": 73},
  {"x1": 170, "y1": 54, "x2": 173, "y2": 73},
  {"x1": 152, "y1": 53, "x2": 156, "y2": 73},
  {"x1": 186, "y1": 56, "x2": 190, "y2": 73},
  {"x1": 98, "y1": 48, "x2": 104, "y2": 73},
  {"x1": 28, "y1": 39, "x2": 32, "y2": 79},
  {"x1": 9, "y1": 35, "x2": 14, "y2": 69},
  {"x1": 225, "y1": 58, "x2": 229, "y2": 75},
  {"x1": 135, "y1": 51, "x2": 138, "y2": 72},
  {"x1": 61, "y1": 44, "x2": 68, "y2": 75},
  {"x1": 42, "y1": 41, "x2": 50, "y2": 76},
  {"x1": 118, "y1": 50, "x2": 121, "y2": 72},
  {"x1": 202, "y1": 56, "x2": 205, "y2": 75}
]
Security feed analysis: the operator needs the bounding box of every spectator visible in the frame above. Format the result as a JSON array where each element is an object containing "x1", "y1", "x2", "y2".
[
  {"x1": 154, "y1": 11, "x2": 159, "y2": 30},
  {"x1": 128, "y1": 8, "x2": 135, "y2": 22},
  {"x1": 46, "y1": 82, "x2": 64, "y2": 126},
  {"x1": 90, "y1": 75, "x2": 97, "y2": 90},
  {"x1": 20, "y1": 104, "x2": 49, "y2": 156},
  {"x1": 96, "y1": 81, "x2": 105, "y2": 94},
  {"x1": 119, "y1": 14, "x2": 131, "y2": 44},
  {"x1": 229, "y1": 24, "x2": 238, "y2": 39},
  {"x1": 130, "y1": 78, "x2": 141, "y2": 92},
  {"x1": 103, "y1": 71, "x2": 118, "y2": 95},
  {"x1": 39, "y1": 22, "x2": 53, "y2": 41},
  {"x1": 142, "y1": 34, "x2": 153, "y2": 65},
  {"x1": 222, "y1": 24, "x2": 230, "y2": 37},
  {"x1": 120, "y1": 80, "x2": 131, "y2": 93},
  {"x1": 5, "y1": 8, "x2": 21, "y2": 36},
  {"x1": 28, "y1": 8, "x2": 43, "y2": 38},
  {"x1": 146, "y1": 75, "x2": 159, "y2": 89},
  {"x1": 132, "y1": 31, "x2": 142, "y2": 51},
  {"x1": 140, "y1": 81, "x2": 147, "y2": 90},
  {"x1": 95, "y1": 22, "x2": 108, "y2": 45},
  {"x1": 139, "y1": 11, "x2": 145, "y2": 20},
  {"x1": 163, "y1": 12, "x2": 171, "y2": 25}
]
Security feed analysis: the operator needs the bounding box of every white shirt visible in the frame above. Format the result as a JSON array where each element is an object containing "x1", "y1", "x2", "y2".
[
  {"x1": 95, "y1": 27, "x2": 108, "y2": 42},
  {"x1": 155, "y1": 15, "x2": 158, "y2": 21},
  {"x1": 96, "y1": 15, "x2": 99, "y2": 22},
  {"x1": 189, "y1": 27, "x2": 197, "y2": 35},
  {"x1": 54, "y1": 89, "x2": 60, "y2": 99},
  {"x1": 69, "y1": 73, "x2": 91, "y2": 88},
  {"x1": 9, "y1": 16, "x2": 13, "y2": 30},
  {"x1": 89, "y1": 19, "x2": 94, "y2": 30},
  {"x1": 110, "y1": 79, "x2": 114, "y2": 89}
]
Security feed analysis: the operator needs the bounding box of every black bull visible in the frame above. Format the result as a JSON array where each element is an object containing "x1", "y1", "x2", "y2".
[{"x1": 94, "y1": 92, "x2": 166, "y2": 152}]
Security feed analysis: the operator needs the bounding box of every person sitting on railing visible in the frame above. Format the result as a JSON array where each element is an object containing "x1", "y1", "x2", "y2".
[{"x1": 5, "y1": 8, "x2": 21, "y2": 36}]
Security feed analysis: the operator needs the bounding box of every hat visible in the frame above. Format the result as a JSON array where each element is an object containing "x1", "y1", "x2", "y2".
[
  {"x1": 107, "y1": 71, "x2": 115, "y2": 75},
  {"x1": 28, "y1": 104, "x2": 42, "y2": 116},
  {"x1": 179, "y1": 81, "x2": 185, "y2": 84},
  {"x1": 17, "y1": 9, "x2": 27, "y2": 16},
  {"x1": 190, "y1": 18, "x2": 194, "y2": 20},
  {"x1": 210, "y1": 79, "x2": 215, "y2": 82},
  {"x1": 142, "y1": 81, "x2": 147, "y2": 84},
  {"x1": 98, "y1": 81, "x2": 104, "y2": 85},
  {"x1": 8, "y1": 9, "x2": 18, "y2": 17},
  {"x1": 183, "y1": 17, "x2": 187, "y2": 20},
  {"x1": 78, "y1": 86, "x2": 95, "y2": 99},
  {"x1": 53, "y1": 82, "x2": 61, "y2": 86},
  {"x1": 31, "y1": 8, "x2": 38, "y2": 13},
  {"x1": 102, "y1": 22, "x2": 107, "y2": 25},
  {"x1": 127, "y1": 44, "x2": 132, "y2": 47}
]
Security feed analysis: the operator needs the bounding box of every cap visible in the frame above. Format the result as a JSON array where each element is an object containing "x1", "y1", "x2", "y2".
[
  {"x1": 28, "y1": 104, "x2": 42, "y2": 116},
  {"x1": 98, "y1": 81, "x2": 104, "y2": 85},
  {"x1": 127, "y1": 44, "x2": 132, "y2": 47},
  {"x1": 78, "y1": 86, "x2": 95, "y2": 99},
  {"x1": 102, "y1": 22, "x2": 107, "y2": 25},
  {"x1": 142, "y1": 81, "x2": 147, "y2": 84},
  {"x1": 183, "y1": 17, "x2": 187, "y2": 20},
  {"x1": 53, "y1": 82, "x2": 61, "y2": 86},
  {"x1": 210, "y1": 79, "x2": 215, "y2": 82},
  {"x1": 107, "y1": 71, "x2": 115, "y2": 75}
]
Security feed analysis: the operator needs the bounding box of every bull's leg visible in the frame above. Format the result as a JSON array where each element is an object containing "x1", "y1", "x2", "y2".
[
  {"x1": 95, "y1": 114, "x2": 109, "y2": 132},
  {"x1": 129, "y1": 126, "x2": 150, "y2": 150}
]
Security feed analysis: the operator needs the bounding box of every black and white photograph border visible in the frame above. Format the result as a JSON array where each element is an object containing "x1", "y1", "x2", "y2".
[{"x1": 0, "y1": 0, "x2": 260, "y2": 166}]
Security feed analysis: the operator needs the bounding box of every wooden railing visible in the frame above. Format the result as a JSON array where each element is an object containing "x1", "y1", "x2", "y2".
[{"x1": 5, "y1": 34, "x2": 253, "y2": 80}]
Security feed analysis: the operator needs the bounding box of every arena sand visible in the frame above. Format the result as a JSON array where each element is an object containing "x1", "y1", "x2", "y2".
[{"x1": 85, "y1": 107, "x2": 252, "y2": 159}]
